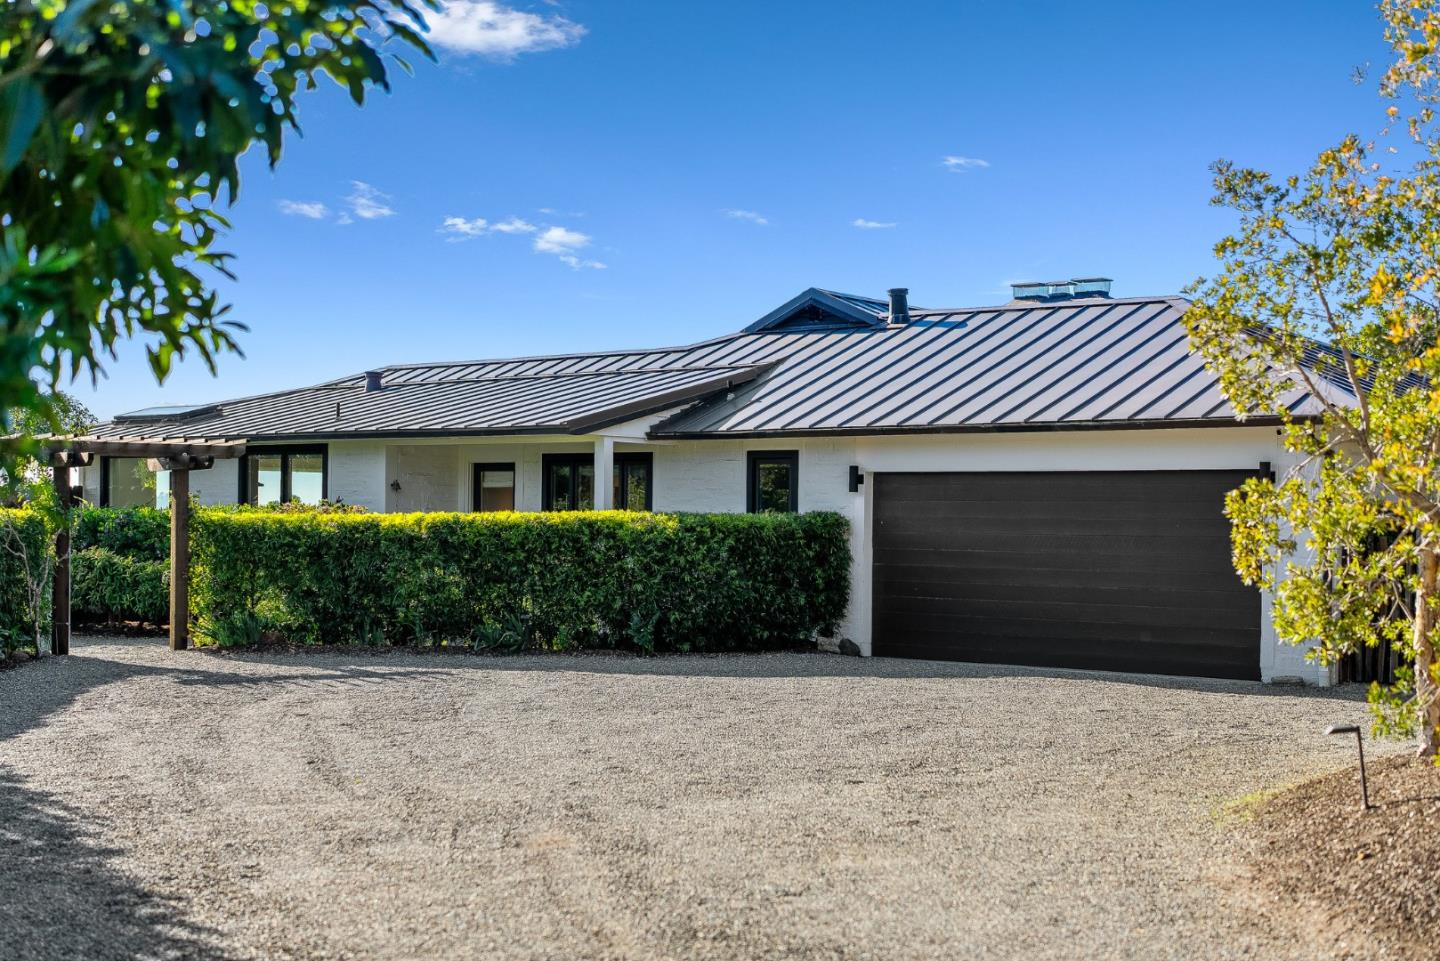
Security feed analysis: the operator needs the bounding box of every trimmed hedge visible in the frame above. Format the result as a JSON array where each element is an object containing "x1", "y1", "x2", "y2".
[
  {"x1": 72, "y1": 547, "x2": 169, "y2": 626},
  {"x1": 191, "y1": 510, "x2": 851, "y2": 652},
  {"x1": 73, "y1": 506, "x2": 170, "y2": 561},
  {"x1": 0, "y1": 508, "x2": 50, "y2": 653}
]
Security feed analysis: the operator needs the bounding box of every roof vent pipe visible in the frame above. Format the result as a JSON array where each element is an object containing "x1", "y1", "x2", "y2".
[
  {"x1": 887, "y1": 287, "x2": 910, "y2": 325},
  {"x1": 364, "y1": 370, "x2": 384, "y2": 393}
]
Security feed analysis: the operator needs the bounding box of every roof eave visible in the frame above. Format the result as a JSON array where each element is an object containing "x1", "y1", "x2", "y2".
[{"x1": 647, "y1": 414, "x2": 1299, "y2": 440}]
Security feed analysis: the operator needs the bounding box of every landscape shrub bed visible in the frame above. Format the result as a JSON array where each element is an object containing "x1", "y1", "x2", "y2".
[
  {"x1": 72, "y1": 547, "x2": 169, "y2": 627},
  {"x1": 191, "y1": 510, "x2": 851, "y2": 652},
  {"x1": 70, "y1": 506, "x2": 170, "y2": 626}
]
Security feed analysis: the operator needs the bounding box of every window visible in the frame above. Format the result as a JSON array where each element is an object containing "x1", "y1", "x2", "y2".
[
  {"x1": 747, "y1": 450, "x2": 799, "y2": 513},
  {"x1": 614, "y1": 452, "x2": 653, "y2": 511},
  {"x1": 472, "y1": 462, "x2": 516, "y2": 512},
  {"x1": 238, "y1": 445, "x2": 328, "y2": 505},
  {"x1": 542, "y1": 451, "x2": 653, "y2": 511},
  {"x1": 542, "y1": 454, "x2": 594, "y2": 511},
  {"x1": 100, "y1": 457, "x2": 164, "y2": 508}
]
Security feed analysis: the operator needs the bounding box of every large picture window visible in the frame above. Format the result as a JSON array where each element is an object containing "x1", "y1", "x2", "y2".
[
  {"x1": 747, "y1": 450, "x2": 799, "y2": 513},
  {"x1": 238, "y1": 445, "x2": 327, "y2": 506},
  {"x1": 100, "y1": 456, "x2": 166, "y2": 508},
  {"x1": 542, "y1": 452, "x2": 653, "y2": 511},
  {"x1": 472, "y1": 462, "x2": 516, "y2": 512}
]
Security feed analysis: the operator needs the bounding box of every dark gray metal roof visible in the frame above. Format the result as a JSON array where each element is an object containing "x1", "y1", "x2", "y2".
[
  {"x1": 651, "y1": 295, "x2": 1327, "y2": 437},
  {"x1": 94, "y1": 290, "x2": 1328, "y2": 442}
]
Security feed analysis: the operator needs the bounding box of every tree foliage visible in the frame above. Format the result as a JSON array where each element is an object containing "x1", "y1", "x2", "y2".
[
  {"x1": 0, "y1": 0, "x2": 433, "y2": 451},
  {"x1": 1185, "y1": 0, "x2": 1440, "y2": 756}
]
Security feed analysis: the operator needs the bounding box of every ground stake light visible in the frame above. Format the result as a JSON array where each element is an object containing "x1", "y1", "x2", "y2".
[{"x1": 1325, "y1": 723, "x2": 1370, "y2": 812}]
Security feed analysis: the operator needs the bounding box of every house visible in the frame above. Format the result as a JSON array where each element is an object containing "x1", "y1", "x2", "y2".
[{"x1": 82, "y1": 279, "x2": 1327, "y2": 684}]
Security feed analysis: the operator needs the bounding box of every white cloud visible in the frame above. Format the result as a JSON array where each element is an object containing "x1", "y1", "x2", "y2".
[
  {"x1": 534, "y1": 226, "x2": 605, "y2": 269},
  {"x1": 491, "y1": 217, "x2": 537, "y2": 234},
  {"x1": 441, "y1": 215, "x2": 537, "y2": 241},
  {"x1": 441, "y1": 216, "x2": 489, "y2": 238},
  {"x1": 534, "y1": 225, "x2": 590, "y2": 254},
  {"x1": 427, "y1": 1, "x2": 586, "y2": 60},
  {"x1": 852, "y1": 218, "x2": 897, "y2": 229},
  {"x1": 441, "y1": 217, "x2": 604, "y2": 268},
  {"x1": 942, "y1": 155, "x2": 990, "y2": 172},
  {"x1": 558, "y1": 254, "x2": 607, "y2": 270},
  {"x1": 278, "y1": 200, "x2": 328, "y2": 219},
  {"x1": 723, "y1": 208, "x2": 769, "y2": 225},
  {"x1": 347, "y1": 181, "x2": 395, "y2": 220}
]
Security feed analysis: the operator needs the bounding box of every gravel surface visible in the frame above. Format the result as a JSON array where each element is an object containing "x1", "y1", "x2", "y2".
[{"x1": 0, "y1": 635, "x2": 1414, "y2": 961}]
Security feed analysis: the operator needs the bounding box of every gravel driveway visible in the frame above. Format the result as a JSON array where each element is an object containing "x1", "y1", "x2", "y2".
[{"x1": 0, "y1": 635, "x2": 1407, "y2": 961}]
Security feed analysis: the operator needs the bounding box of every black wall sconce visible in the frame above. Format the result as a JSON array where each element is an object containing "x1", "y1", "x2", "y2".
[
  {"x1": 848, "y1": 465, "x2": 864, "y2": 493},
  {"x1": 389, "y1": 480, "x2": 402, "y2": 493}
]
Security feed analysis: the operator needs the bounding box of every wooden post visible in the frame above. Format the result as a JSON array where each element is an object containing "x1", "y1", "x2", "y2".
[
  {"x1": 51, "y1": 455, "x2": 71, "y2": 656},
  {"x1": 169, "y1": 468, "x2": 190, "y2": 651}
]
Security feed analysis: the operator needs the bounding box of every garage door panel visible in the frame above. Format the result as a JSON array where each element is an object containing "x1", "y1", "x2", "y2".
[
  {"x1": 875, "y1": 593, "x2": 1259, "y2": 631},
  {"x1": 872, "y1": 470, "x2": 1260, "y2": 679},
  {"x1": 876, "y1": 497, "x2": 1232, "y2": 524},
  {"x1": 880, "y1": 529, "x2": 1235, "y2": 557},
  {"x1": 875, "y1": 514, "x2": 1231, "y2": 540},
  {"x1": 875, "y1": 633, "x2": 1258, "y2": 680},
  {"x1": 874, "y1": 548, "x2": 1241, "y2": 579},
  {"x1": 874, "y1": 562, "x2": 1256, "y2": 595},
  {"x1": 873, "y1": 577, "x2": 1256, "y2": 616},
  {"x1": 876, "y1": 471, "x2": 1251, "y2": 503},
  {"x1": 875, "y1": 611, "x2": 1257, "y2": 651}
]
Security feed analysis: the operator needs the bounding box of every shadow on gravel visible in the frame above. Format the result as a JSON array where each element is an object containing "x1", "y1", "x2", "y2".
[
  {"x1": 0, "y1": 635, "x2": 459, "y2": 744},
  {"x1": 0, "y1": 768, "x2": 236, "y2": 961},
  {"x1": 188, "y1": 639, "x2": 1372, "y2": 701}
]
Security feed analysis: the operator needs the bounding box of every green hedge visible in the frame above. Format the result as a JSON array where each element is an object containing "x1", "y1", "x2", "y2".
[
  {"x1": 191, "y1": 510, "x2": 851, "y2": 652},
  {"x1": 0, "y1": 508, "x2": 50, "y2": 654},
  {"x1": 72, "y1": 547, "x2": 169, "y2": 626},
  {"x1": 73, "y1": 506, "x2": 170, "y2": 561}
]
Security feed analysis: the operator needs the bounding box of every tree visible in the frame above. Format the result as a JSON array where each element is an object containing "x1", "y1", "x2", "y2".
[
  {"x1": 1185, "y1": 0, "x2": 1440, "y2": 759},
  {"x1": 0, "y1": 0, "x2": 433, "y2": 453},
  {"x1": 0, "y1": 388, "x2": 93, "y2": 505}
]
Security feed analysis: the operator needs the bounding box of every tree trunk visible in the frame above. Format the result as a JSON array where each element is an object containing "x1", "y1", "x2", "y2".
[{"x1": 1416, "y1": 547, "x2": 1440, "y2": 759}]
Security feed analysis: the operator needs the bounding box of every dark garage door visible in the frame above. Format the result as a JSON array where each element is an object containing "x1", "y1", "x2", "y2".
[{"x1": 872, "y1": 470, "x2": 1260, "y2": 680}]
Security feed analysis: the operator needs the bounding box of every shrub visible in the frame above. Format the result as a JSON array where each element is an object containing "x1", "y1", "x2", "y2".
[
  {"x1": 191, "y1": 510, "x2": 850, "y2": 652},
  {"x1": 73, "y1": 506, "x2": 170, "y2": 561},
  {"x1": 71, "y1": 547, "x2": 169, "y2": 627},
  {"x1": 0, "y1": 508, "x2": 50, "y2": 655}
]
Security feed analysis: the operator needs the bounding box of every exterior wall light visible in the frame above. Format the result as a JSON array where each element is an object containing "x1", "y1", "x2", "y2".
[
  {"x1": 1325, "y1": 723, "x2": 1371, "y2": 812},
  {"x1": 848, "y1": 465, "x2": 864, "y2": 493},
  {"x1": 389, "y1": 480, "x2": 402, "y2": 493}
]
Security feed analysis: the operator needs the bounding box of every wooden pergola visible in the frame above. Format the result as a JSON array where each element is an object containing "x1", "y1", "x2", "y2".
[{"x1": 44, "y1": 436, "x2": 246, "y2": 653}]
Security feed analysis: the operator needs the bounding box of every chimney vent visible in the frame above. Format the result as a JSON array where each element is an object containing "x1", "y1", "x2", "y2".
[
  {"x1": 887, "y1": 287, "x2": 910, "y2": 324},
  {"x1": 1010, "y1": 277, "x2": 1112, "y2": 302},
  {"x1": 364, "y1": 370, "x2": 384, "y2": 393}
]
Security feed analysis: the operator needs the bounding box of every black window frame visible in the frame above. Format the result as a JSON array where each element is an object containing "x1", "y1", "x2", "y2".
[
  {"x1": 615, "y1": 451, "x2": 653, "y2": 511},
  {"x1": 747, "y1": 450, "x2": 799, "y2": 513},
  {"x1": 542, "y1": 451, "x2": 654, "y2": 511},
  {"x1": 471, "y1": 461, "x2": 517, "y2": 513},
  {"x1": 541, "y1": 453, "x2": 592, "y2": 512},
  {"x1": 237, "y1": 444, "x2": 329, "y2": 505}
]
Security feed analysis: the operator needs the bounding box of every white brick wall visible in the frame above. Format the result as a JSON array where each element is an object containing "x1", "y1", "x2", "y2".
[{"x1": 328, "y1": 441, "x2": 387, "y2": 511}]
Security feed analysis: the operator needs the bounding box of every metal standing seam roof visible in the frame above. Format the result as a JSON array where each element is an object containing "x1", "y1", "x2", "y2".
[{"x1": 92, "y1": 290, "x2": 1334, "y2": 442}]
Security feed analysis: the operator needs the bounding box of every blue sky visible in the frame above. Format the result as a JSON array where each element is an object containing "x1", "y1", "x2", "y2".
[{"x1": 81, "y1": 0, "x2": 1391, "y2": 419}]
